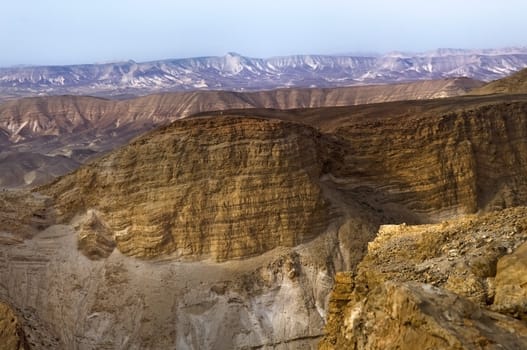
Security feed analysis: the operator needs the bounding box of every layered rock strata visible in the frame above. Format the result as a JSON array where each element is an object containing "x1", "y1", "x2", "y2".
[
  {"x1": 0, "y1": 189, "x2": 376, "y2": 349},
  {"x1": 4, "y1": 94, "x2": 527, "y2": 348},
  {"x1": 0, "y1": 80, "x2": 479, "y2": 145},
  {"x1": 40, "y1": 116, "x2": 334, "y2": 261},
  {"x1": 321, "y1": 101, "x2": 527, "y2": 222}
]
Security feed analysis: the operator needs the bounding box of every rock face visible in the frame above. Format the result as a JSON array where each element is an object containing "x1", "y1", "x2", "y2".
[
  {"x1": 493, "y1": 241, "x2": 527, "y2": 320},
  {"x1": 0, "y1": 302, "x2": 27, "y2": 350},
  {"x1": 41, "y1": 116, "x2": 333, "y2": 260},
  {"x1": 325, "y1": 100, "x2": 527, "y2": 222},
  {"x1": 320, "y1": 207, "x2": 527, "y2": 349},
  {"x1": 322, "y1": 280, "x2": 527, "y2": 350}
]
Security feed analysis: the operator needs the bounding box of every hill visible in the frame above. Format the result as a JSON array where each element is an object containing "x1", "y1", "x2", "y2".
[{"x1": 471, "y1": 67, "x2": 527, "y2": 95}]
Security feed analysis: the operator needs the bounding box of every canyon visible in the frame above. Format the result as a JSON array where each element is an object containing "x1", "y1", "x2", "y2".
[{"x1": 0, "y1": 68, "x2": 527, "y2": 349}]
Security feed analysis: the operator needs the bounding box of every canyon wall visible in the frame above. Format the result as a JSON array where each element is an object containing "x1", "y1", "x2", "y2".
[
  {"x1": 40, "y1": 117, "x2": 335, "y2": 261},
  {"x1": 3, "y1": 95, "x2": 527, "y2": 348}
]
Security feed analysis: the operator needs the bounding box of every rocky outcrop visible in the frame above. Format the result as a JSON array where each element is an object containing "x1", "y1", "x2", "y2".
[
  {"x1": 321, "y1": 280, "x2": 527, "y2": 350},
  {"x1": 40, "y1": 116, "x2": 334, "y2": 261},
  {"x1": 493, "y1": 241, "x2": 527, "y2": 320},
  {"x1": 320, "y1": 207, "x2": 527, "y2": 349},
  {"x1": 0, "y1": 302, "x2": 27, "y2": 350},
  {"x1": 76, "y1": 210, "x2": 116, "y2": 260}
]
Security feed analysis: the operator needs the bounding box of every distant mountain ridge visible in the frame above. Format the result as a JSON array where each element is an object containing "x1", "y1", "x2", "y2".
[{"x1": 1, "y1": 48, "x2": 527, "y2": 99}]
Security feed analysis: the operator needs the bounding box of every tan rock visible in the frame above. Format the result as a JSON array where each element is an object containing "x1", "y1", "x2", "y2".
[
  {"x1": 76, "y1": 210, "x2": 116, "y2": 259},
  {"x1": 41, "y1": 116, "x2": 334, "y2": 261},
  {"x1": 321, "y1": 207, "x2": 527, "y2": 349},
  {"x1": 0, "y1": 302, "x2": 27, "y2": 350},
  {"x1": 321, "y1": 281, "x2": 527, "y2": 350},
  {"x1": 493, "y1": 241, "x2": 527, "y2": 319}
]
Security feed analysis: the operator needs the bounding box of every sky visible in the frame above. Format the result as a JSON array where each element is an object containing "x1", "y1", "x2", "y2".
[{"x1": 1, "y1": 0, "x2": 526, "y2": 66}]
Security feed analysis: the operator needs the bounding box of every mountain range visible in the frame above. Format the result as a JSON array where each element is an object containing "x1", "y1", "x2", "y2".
[{"x1": 1, "y1": 48, "x2": 527, "y2": 100}]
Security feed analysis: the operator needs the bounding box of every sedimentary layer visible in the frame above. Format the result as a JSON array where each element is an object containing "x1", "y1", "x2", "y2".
[
  {"x1": 272, "y1": 99, "x2": 527, "y2": 222},
  {"x1": 40, "y1": 116, "x2": 334, "y2": 261}
]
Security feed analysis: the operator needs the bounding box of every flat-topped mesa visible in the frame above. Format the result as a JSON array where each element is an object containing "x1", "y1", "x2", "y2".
[{"x1": 39, "y1": 116, "x2": 335, "y2": 261}]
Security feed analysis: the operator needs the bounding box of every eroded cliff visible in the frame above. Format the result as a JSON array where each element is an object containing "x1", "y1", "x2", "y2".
[{"x1": 40, "y1": 116, "x2": 335, "y2": 261}]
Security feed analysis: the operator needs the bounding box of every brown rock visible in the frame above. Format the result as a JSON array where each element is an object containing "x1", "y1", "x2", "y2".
[
  {"x1": 493, "y1": 241, "x2": 527, "y2": 319},
  {"x1": 321, "y1": 207, "x2": 527, "y2": 349},
  {"x1": 41, "y1": 116, "x2": 334, "y2": 261},
  {"x1": 320, "y1": 281, "x2": 527, "y2": 350},
  {"x1": 0, "y1": 302, "x2": 27, "y2": 350}
]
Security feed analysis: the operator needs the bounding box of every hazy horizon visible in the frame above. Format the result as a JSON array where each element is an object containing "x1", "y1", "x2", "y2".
[{"x1": 2, "y1": 0, "x2": 526, "y2": 66}]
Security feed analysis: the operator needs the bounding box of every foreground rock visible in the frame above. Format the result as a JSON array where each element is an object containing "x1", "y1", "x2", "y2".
[
  {"x1": 322, "y1": 280, "x2": 527, "y2": 350},
  {"x1": 0, "y1": 302, "x2": 27, "y2": 350},
  {"x1": 493, "y1": 241, "x2": 527, "y2": 320},
  {"x1": 321, "y1": 207, "x2": 527, "y2": 349}
]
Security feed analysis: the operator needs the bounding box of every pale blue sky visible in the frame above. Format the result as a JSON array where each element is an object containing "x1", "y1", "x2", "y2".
[{"x1": 1, "y1": 0, "x2": 526, "y2": 66}]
